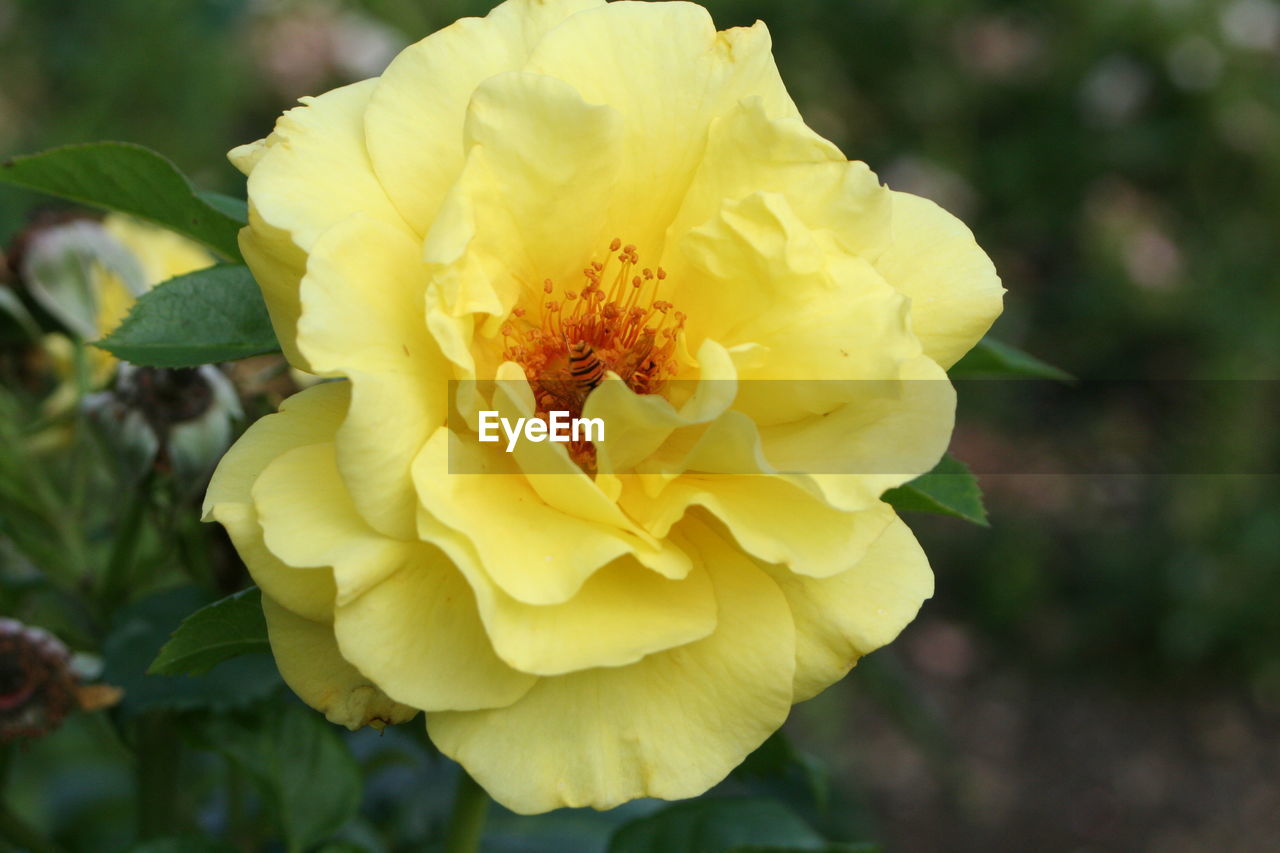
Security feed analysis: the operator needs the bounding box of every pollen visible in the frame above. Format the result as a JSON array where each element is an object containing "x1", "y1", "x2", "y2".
[{"x1": 501, "y1": 238, "x2": 685, "y2": 467}]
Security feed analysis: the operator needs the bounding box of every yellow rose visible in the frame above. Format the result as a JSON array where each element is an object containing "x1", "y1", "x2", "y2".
[
  {"x1": 21, "y1": 214, "x2": 214, "y2": 405},
  {"x1": 206, "y1": 0, "x2": 1002, "y2": 814}
]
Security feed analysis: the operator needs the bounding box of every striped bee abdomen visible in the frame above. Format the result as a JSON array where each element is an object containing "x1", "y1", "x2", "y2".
[{"x1": 567, "y1": 340, "x2": 605, "y2": 392}]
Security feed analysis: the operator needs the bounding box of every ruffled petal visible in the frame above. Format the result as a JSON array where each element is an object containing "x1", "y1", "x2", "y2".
[
  {"x1": 669, "y1": 97, "x2": 891, "y2": 259},
  {"x1": 364, "y1": 0, "x2": 605, "y2": 235},
  {"x1": 620, "y1": 478, "x2": 896, "y2": 579},
  {"x1": 202, "y1": 382, "x2": 349, "y2": 622},
  {"x1": 252, "y1": 442, "x2": 415, "y2": 601},
  {"x1": 526, "y1": 2, "x2": 798, "y2": 254},
  {"x1": 427, "y1": 518, "x2": 795, "y2": 814},
  {"x1": 297, "y1": 214, "x2": 448, "y2": 539},
  {"x1": 415, "y1": 428, "x2": 685, "y2": 605},
  {"x1": 423, "y1": 70, "x2": 624, "y2": 320},
  {"x1": 233, "y1": 79, "x2": 414, "y2": 367},
  {"x1": 423, "y1": 512, "x2": 715, "y2": 676},
  {"x1": 261, "y1": 593, "x2": 416, "y2": 729},
  {"x1": 781, "y1": 353, "x2": 956, "y2": 511},
  {"x1": 759, "y1": 513, "x2": 933, "y2": 701},
  {"x1": 333, "y1": 547, "x2": 538, "y2": 713},
  {"x1": 873, "y1": 191, "x2": 1004, "y2": 369},
  {"x1": 677, "y1": 191, "x2": 916, "y2": 401},
  {"x1": 252, "y1": 440, "x2": 538, "y2": 712}
]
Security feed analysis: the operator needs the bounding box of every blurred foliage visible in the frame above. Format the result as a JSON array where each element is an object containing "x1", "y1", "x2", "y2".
[{"x1": 2, "y1": 0, "x2": 1279, "y2": 850}]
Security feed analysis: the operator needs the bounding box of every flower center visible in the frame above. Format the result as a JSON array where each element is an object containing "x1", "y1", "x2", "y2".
[{"x1": 501, "y1": 238, "x2": 685, "y2": 468}]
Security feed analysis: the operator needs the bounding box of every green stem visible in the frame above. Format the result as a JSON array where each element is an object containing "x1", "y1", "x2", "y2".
[
  {"x1": 135, "y1": 715, "x2": 180, "y2": 841},
  {"x1": 100, "y1": 471, "x2": 154, "y2": 610},
  {"x1": 0, "y1": 748, "x2": 62, "y2": 853},
  {"x1": 443, "y1": 769, "x2": 489, "y2": 853}
]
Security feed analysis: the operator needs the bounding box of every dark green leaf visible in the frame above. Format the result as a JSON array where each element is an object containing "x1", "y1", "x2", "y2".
[
  {"x1": 608, "y1": 798, "x2": 833, "y2": 853},
  {"x1": 191, "y1": 702, "x2": 363, "y2": 853},
  {"x1": 194, "y1": 189, "x2": 247, "y2": 222},
  {"x1": 0, "y1": 142, "x2": 244, "y2": 261},
  {"x1": 733, "y1": 731, "x2": 830, "y2": 809},
  {"x1": 129, "y1": 838, "x2": 240, "y2": 853},
  {"x1": 882, "y1": 453, "x2": 988, "y2": 526},
  {"x1": 949, "y1": 337, "x2": 1073, "y2": 381},
  {"x1": 196, "y1": 190, "x2": 248, "y2": 224},
  {"x1": 149, "y1": 587, "x2": 269, "y2": 676},
  {"x1": 101, "y1": 586, "x2": 281, "y2": 716},
  {"x1": 96, "y1": 264, "x2": 279, "y2": 366}
]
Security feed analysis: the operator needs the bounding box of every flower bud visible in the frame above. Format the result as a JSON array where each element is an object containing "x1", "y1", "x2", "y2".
[{"x1": 0, "y1": 618, "x2": 120, "y2": 743}]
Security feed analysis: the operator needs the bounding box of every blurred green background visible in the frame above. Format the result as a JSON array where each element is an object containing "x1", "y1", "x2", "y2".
[{"x1": 2, "y1": 0, "x2": 1279, "y2": 850}]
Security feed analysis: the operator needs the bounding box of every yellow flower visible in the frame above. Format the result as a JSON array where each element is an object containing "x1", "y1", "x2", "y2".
[
  {"x1": 206, "y1": 0, "x2": 1003, "y2": 814},
  {"x1": 23, "y1": 214, "x2": 213, "y2": 406}
]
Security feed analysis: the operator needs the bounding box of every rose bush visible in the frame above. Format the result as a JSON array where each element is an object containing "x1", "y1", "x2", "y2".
[{"x1": 205, "y1": 0, "x2": 1002, "y2": 813}]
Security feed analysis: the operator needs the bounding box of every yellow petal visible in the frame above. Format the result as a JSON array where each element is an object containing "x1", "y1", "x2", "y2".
[
  {"x1": 427, "y1": 518, "x2": 795, "y2": 814},
  {"x1": 424, "y1": 70, "x2": 624, "y2": 321},
  {"x1": 252, "y1": 439, "x2": 537, "y2": 711},
  {"x1": 235, "y1": 79, "x2": 414, "y2": 366},
  {"x1": 487, "y1": 363, "x2": 692, "y2": 570},
  {"x1": 414, "y1": 429, "x2": 683, "y2": 605},
  {"x1": 480, "y1": 554, "x2": 716, "y2": 676},
  {"x1": 297, "y1": 213, "x2": 448, "y2": 538},
  {"x1": 583, "y1": 338, "x2": 739, "y2": 477},
  {"x1": 760, "y1": 513, "x2": 933, "y2": 701},
  {"x1": 669, "y1": 97, "x2": 891, "y2": 260},
  {"x1": 621, "y1": 478, "x2": 896, "y2": 579},
  {"x1": 203, "y1": 382, "x2": 349, "y2": 622},
  {"x1": 334, "y1": 546, "x2": 538, "y2": 713},
  {"x1": 261, "y1": 592, "x2": 417, "y2": 730},
  {"x1": 873, "y1": 191, "x2": 1004, "y2": 369},
  {"x1": 779, "y1": 352, "x2": 955, "y2": 511},
  {"x1": 101, "y1": 214, "x2": 214, "y2": 287},
  {"x1": 238, "y1": 210, "x2": 312, "y2": 369},
  {"x1": 414, "y1": 501, "x2": 711, "y2": 676},
  {"x1": 252, "y1": 442, "x2": 415, "y2": 602},
  {"x1": 364, "y1": 0, "x2": 605, "y2": 235},
  {"x1": 677, "y1": 191, "x2": 917, "y2": 425},
  {"x1": 527, "y1": 2, "x2": 798, "y2": 254}
]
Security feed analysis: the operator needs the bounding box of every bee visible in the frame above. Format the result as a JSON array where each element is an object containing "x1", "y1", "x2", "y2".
[
  {"x1": 628, "y1": 355, "x2": 661, "y2": 395},
  {"x1": 566, "y1": 340, "x2": 605, "y2": 394}
]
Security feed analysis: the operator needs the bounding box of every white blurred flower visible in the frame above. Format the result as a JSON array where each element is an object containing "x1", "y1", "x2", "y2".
[
  {"x1": 1166, "y1": 36, "x2": 1224, "y2": 91},
  {"x1": 1221, "y1": 0, "x2": 1280, "y2": 52},
  {"x1": 1081, "y1": 56, "x2": 1151, "y2": 126}
]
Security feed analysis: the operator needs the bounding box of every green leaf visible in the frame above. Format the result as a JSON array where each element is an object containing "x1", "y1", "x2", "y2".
[
  {"x1": 96, "y1": 264, "x2": 279, "y2": 366},
  {"x1": 733, "y1": 730, "x2": 830, "y2": 809},
  {"x1": 128, "y1": 838, "x2": 240, "y2": 853},
  {"x1": 608, "y1": 798, "x2": 841, "y2": 853},
  {"x1": 0, "y1": 142, "x2": 244, "y2": 261},
  {"x1": 882, "y1": 453, "x2": 988, "y2": 526},
  {"x1": 190, "y1": 702, "x2": 363, "y2": 853},
  {"x1": 149, "y1": 587, "x2": 269, "y2": 676},
  {"x1": 949, "y1": 337, "x2": 1073, "y2": 381},
  {"x1": 101, "y1": 586, "x2": 281, "y2": 716},
  {"x1": 196, "y1": 190, "x2": 248, "y2": 224}
]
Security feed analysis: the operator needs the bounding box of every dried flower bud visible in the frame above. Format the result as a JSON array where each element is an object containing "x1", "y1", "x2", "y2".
[{"x1": 0, "y1": 618, "x2": 119, "y2": 743}]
